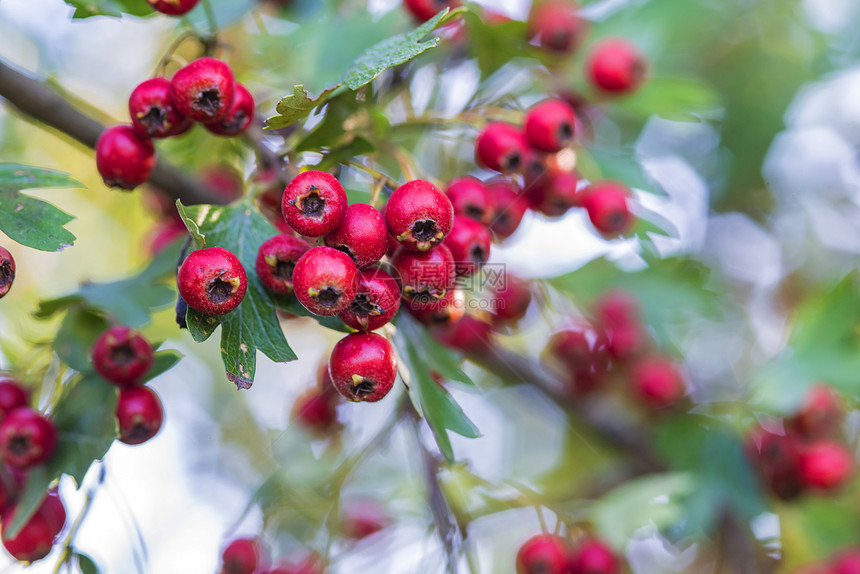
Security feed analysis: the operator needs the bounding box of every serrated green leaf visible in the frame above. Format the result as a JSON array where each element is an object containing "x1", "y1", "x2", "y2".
[
  {"x1": 176, "y1": 200, "x2": 204, "y2": 249},
  {"x1": 0, "y1": 164, "x2": 81, "y2": 251},
  {"x1": 64, "y1": 0, "x2": 151, "y2": 18},
  {"x1": 266, "y1": 85, "x2": 340, "y2": 130},
  {"x1": 76, "y1": 553, "x2": 99, "y2": 574}
]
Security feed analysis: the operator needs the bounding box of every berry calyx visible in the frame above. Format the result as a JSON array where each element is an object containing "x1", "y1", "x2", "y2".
[
  {"x1": 527, "y1": 0, "x2": 588, "y2": 55},
  {"x1": 255, "y1": 234, "x2": 311, "y2": 295},
  {"x1": 403, "y1": 0, "x2": 460, "y2": 22},
  {"x1": 516, "y1": 534, "x2": 570, "y2": 574},
  {"x1": 385, "y1": 180, "x2": 455, "y2": 252},
  {"x1": 392, "y1": 243, "x2": 456, "y2": 306},
  {"x1": 586, "y1": 38, "x2": 647, "y2": 94},
  {"x1": 442, "y1": 216, "x2": 492, "y2": 277},
  {"x1": 798, "y1": 440, "x2": 854, "y2": 491},
  {"x1": 116, "y1": 386, "x2": 164, "y2": 445},
  {"x1": 339, "y1": 268, "x2": 401, "y2": 332},
  {"x1": 524, "y1": 99, "x2": 577, "y2": 153},
  {"x1": 475, "y1": 122, "x2": 527, "y2": 173},
  {"x1": 324, "y1": 203, "x2": 388, "y2": 269},
  {"x1": 568, "y1": 537, "x2": 620, "y2": 574},
  {"x1": 328, "y1": 333, "x2": 397, "y2": 403},
  {"x1": 0, "y1": 379, "x2": 28, "y2": 421},
  {"x1": 91, "y1": 326, "x2": 154, "y2": 386},
  {"x1": 1, "y1": 490, "x2": 66, "y2": 562},
  {"x1": 0, "y1": 246, "x2": 13, "y2": 300},
  {"x1": 486, "y1": 178, "x2": 530, "y2": 240},
  {"x1": 145, "y1": 0, "x2": 200, "y2": 16},
  {"x1": 95, "y1": 124, "x2": 156, "y2": 190},
  {"x1": 630, "y1": 357, "x2": 685, "y2": 409},
  {"x1": 170, "y1": 57, "x2": 236, "y2": 123},
  {"x1": 281, "y1": 171, "x2": 348, "y2": 237},
  {"x1": 490, "y1": 274, "x2": 532, "y2": 325},
  {"x1": 582, "y1": 182, "x2": 635, "y2": 237},
  {"x1": 291, "y1": 388, "x2": 340, "y2": 436},
  {"x1": 790, "y1": 384, "x2": 844, "y2": 438},
  {"x1": 178, "y1": 247, "x2": 248, "y2": 316},
  {"x1": 0, "y1": 408, "x2": 57, "y2": 470},
  {"x1": 221, "y1": 537, "x2": 264, "y2": 574},
  {"x1": 128, "y1": 77, "x2": 190, "y2": 138},
  {"x1": 446, "y1": 176, "x2": 494, "y2": 225},
  {"x1": 206, "y1": 83, "x2": 255, "y2": 137},
  {"x1": 292, "y1": 247, "x2": 359, "y2": 316}
]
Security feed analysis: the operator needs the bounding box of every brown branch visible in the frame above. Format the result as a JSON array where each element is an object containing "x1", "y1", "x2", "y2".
[{"x1": 0, "y1": 57, "x2": 221, "y2": 206}]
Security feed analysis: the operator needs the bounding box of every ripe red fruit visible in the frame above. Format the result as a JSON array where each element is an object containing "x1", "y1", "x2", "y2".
[
  {"x1": 255, "y1": 234, "x2": 311, "y2": 295},
  {"x1": 516, "y1": 534, "x2": 569, "y2": 574},
  {"x1": 443, "y1": 216, "x2": 492, "y2": 277},
  {"x1": 546, "y1": 325, "x2": 611, "y2": 395},
  {"x1": 262, "y1": 552, "x2": 324, "y2": 574},
  {"x1": 339, "y1": 268, "x2": 401, "y2": 332},
  {"x1": 0, "y1": 408, "x2": 57, "y2": 469},
  {"x1": 525, "y1": 169, "x2": 582, "y2": 217},
  {"x1": 128, "y1": 77, "x2": 190, "y2": 138},
  {"x1": 220, "y1": 537, "x2": 264, "y2": 574},
  {"x1": 604, "y1": 323, "x2": 645, "y2": 360},
  {"x1": 116, "y1": 386, "x2": 164, "y2": 445},
  {"x1": 341, "y1": 499, "x2": 388, "y2": 540},
  {"x1": 407, "y1": 288, "x2": 466, "y2": 327},
  {"x1": 630, "y1": 357, "x2": 685, "y2": 409},
  {"x1": 95, "y1": 124, "x2": 156, "y2": 190},
  {"x1": 790, "y1": 384, "x2": 844, "y2": 438},
  {"x1": 435, "y1": 314, "x2": 493, "y2": 354},
  {"x1": 206, "y1": 83, "x2": 255, "y2": 137},
  {"x1": 593, "y1": 290, "x2": 640, "y2": 328},
  {"x1": 291, "y1": 388, "x2": 339, "y2": 436},
  {"x1": 170, "y1": 57, "x2": 236, "y2": 124},
  {"x1": 486, "y1": 179, "x2": 530, "y2": 240},
  {"x1": 145, "y1": 0, "x2": 199, "y2": 16},
  {"x1": 832, "y1": 548, "x2": 860, "y2": 574},
  {"x1": 1, "y1": 490, "x2": 66, "y2": 562},
  {"x1": 0, "y1": 246, "x2": 13, "y2": 300},
  {"x1": 91, "y1": 326, "x2": 154, "y2": 386},
  {"x1": 393, "y1": 243, "x2": 456, "y2": 307},
  {"x1": 329, "y1": 333, "x2": 397, "y2": 403},
  {"x1": 403, "y1": 0, "x2": 460, "y2": 22},
  {"x1": 746, "y1": 428, "x2": 803, "y2": 500},
  {"x1": 491, "y1": 274, "x2": 532, "y2": 325},
  {"x1": 178, "y1": 247, "x2": 248, "y2": 316},
  {"x1": 475, "y1": 122, "x2": 527, "y2": 173},
  {"x1": 446, "y1": 176, "x2": 494, "y2": 225},
  {"x1": 586, "y1": 38, "x2": 647, "y2": 94},
  {"x1": 385, "y1": 180, "x2": 455, "y2": 252},
  {"x1": 0, "y1": 379, "x2": 28, "y2": 420},
  {"x1": 569, "y1": 538, "x2": 620, "y2": 574},
  {"x1": 281, "y1": 171, "x2": 348, "y2": 237},
  {"x1": 798, "y1": 440, "x2": 854, "y2": 491},
  {"x1": 524, "y1": 100, "x2": 577, "y2": 153},
  {"x1": 292, "y1": 247, "x2": 359, "y2": 316},
  {"x1": 582, "y1": 182, "x2": 635, "y2": 237},
  {"x1": 324, "y1": 203, "x2": 388, "y2": 268},
  {"x1": 527, "y1": 0, "x2": 588, "y2": 55}
]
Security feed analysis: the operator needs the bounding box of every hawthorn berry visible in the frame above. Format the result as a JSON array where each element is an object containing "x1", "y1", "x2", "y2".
[
  {"x1": 282, "y1": 170, "x2": 348, "y2": 237},
  {"x1": 392, "y1": 243, "x2": 456, "y2": 307},
  {"x1": 221, "y1": 537, "x2": 264, "y2": 574},
  {"x1": 798, "y1": 440, "x2": 853, "y2": 491},
  {"x1": 832, "y1": 549, "x2": 860, "y2": 574},
  {"x1": 516, "y1": 534, "x2": 569, "y2": 574},
  {"x1": 527, "y1": 0, "x2": 588, "y2": 55},
  {"x1": 170, "y1": 57, "x2": 236, "y2": 124},
  {"x1": 403, "y1": 0, "x2": 459, "y2": 22},
  {"x1": 586, "y1": 38, "x2": 647, "y2": 94},
  {"x1": 790, "y1": 384, "x2": 844, "y2": 438},
  {"x1": 129, "y1": 77, "x2": 190, "y2": 138},
  {"x1": 546, "y1": 325, "x2": 611, "y2": 395},
  {"x1": 291, "y1": 388, "x2": 340, "y2": 436},
  {"x1": 435, "y1": 314, "x2": 493, "y2": 354},
  {"x1": 262, "y1": 552, "x2": 325, "y2": 574},
  {"x1": 630, "y1": 357, "x2": 685, "y2": 409},
  {"x1": 444, "y1": 216, "x2": 492, "y2": 277},
  {"x1": 0, "y1": 246, "x2": 13, "y2": 300},
  {"x1": 385, "y1": 180, "x2": 455, "y2": 252},
  {"x1": 524, "y1": 99, "x2": 577, "y2": 153},
  {"x1": 324, "y1": 203, "x2": 388, "y2": 268},
  {"x1": 147, "y1": 218, "x2": 188, "y2": 257},
  {"x1": 91, "y1": 326, "x2": 154, "y2": 386},
  {"x1": 145, "y1": 0, "x2": 199, "y2": 16},
  {"x1": 1, "y1": 490, "x2": 66, "y2": 562},
  {"x1": 593, "y1": 290, "x2": 640, "y2": 329},
  {"x1": 446, "y1": 176, "x2": 494, "y2": 225},
  {"x1": 116, "y1": 386, "x2": 164, "y2": 445},
  {"x1": 407, "y1": 288, "x2": 466, "y2": 327},
  {"x1": 604, "y1": 323, "x2": 645, "y2": 360},
  {"x1": 292, "y1": 246, "x2": 359, "y2": 316},
  {"x1": 486, "y1": 179, "x2": 530, "y2": 240},
  {"x1": 339, "y1": 268, "x2": 401, "y2": 332},
  {"x1": 206, "y1": 83, "x2": 255, "y2": 137},
  {"x1": 178, "y1": 247, "x2": 248, "y2": 316},
  {"x1": 255, "y1": 235, "x2": 311, "y2": 295},
  {"x1": 525, "y1": 169, "x2": 582, "y2": 217},
  {"x1": 340, "y1": 499, "x2": 388, "y2": 540},
  {"x1": 569, "y1": 537, "x2": 620, "y2": 574},
  {"x1": 746, "y1": 428, "x2": 803, "y2": 500},
  {"x1": 95, "y1": 124, "x2": 156, "y2": 190},
  {"x1": 0, "y1": 379, "x2": 27, "y2": 420},
  {"x1": 475, "y1": 122, "x2": 527, "y2": 173},
  {"x1": 0, "y1": 408, "x2": 56, "y2": 469},
  {"x1": 490, "y1": 274, "x2": 532, "y2": 325},
  {"x1": 329, "y1": 333, "x2": 397, "y2": 403},
  {"x1": 582, "y1": 182, "x2": 636, "y2": 237}
]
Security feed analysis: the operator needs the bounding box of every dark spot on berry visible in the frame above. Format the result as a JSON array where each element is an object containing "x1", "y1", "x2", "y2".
[
  {"x1": 0, "y1": 261, "x2": 13, "y2": 292},
  {"x1": 300, "y1": 189, "x2": 325, "y2": 218},
  {"x1": 124, "y1": 422, "x2": 154, "y2": 443},
  {"x1": 548, "y1": 29, "x2": 573, "y2": 52},
  {"x1": 505, "y1": 151, "x2": 521, "y2": 172},
  {"x1": 558, "y1": 121, "x2": 573, "y2": 143},
  {"x1": 350, "y1": 294, "x2": 381, "y2": 317},
  {"x1": 8, "y1": 435, "x2": 30, "y2": 457},
  {"x1": 410, "y1": 288, "x2": 443, "y2": 304},
  {"x1": 465, "y1": 206, "x2": 485, "y2": 220},
  {"x1": 193, "y1": 88, "x2": 222, "y2": 118},
  {"x1": 139, "y1": 106, "x2": 167, "y2": 134},
  {"x1": 470, "y1": 245, "x2": 487, "y2": 265},
  {"x1": 351, "y1": 380, "x2": 375, "y2": 397},
  {"x1": 219, "y1": 110, "x2": 247, "y2": 133},
  {"x1": 207, "y1": 277, "x2": 234, "y2": 304},
  {"x1": 332, "y1": 244, "x2": 357, "y2": 263},
  {"x1": 605, "y1": 211, "x2": 627, "y2": 232},
  {"x1": 411, "y1": 219, "x2": 439, "y2": 242},
  {"x1": 273, "y1": 259, "x2": 296, "y2": 281},
  {"x1": 316, "y1": 287, "x2": 341, "y2": 307},
  {"x1": 110, "y1": 343, "x2": 136, "y2": 366}
]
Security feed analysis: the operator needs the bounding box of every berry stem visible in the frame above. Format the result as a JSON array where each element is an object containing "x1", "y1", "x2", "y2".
[{"x1": 201, "y1": 0, "x2": 220, "y2": 41}]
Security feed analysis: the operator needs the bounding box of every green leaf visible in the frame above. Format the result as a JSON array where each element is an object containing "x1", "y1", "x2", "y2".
[
  {"x1": 144, "y1": 349, "x2": 184, "y2": 383},
  {"x1": 0, "y1": 164, "x2": 81, "y2": 251},
  {"x1": 63, "y1": 0, "x2": 151, "y2": 18},
  {"x1": 578, "y1": 148, "x2": 666, "y2": 198},
  {"x1": 76, "y1": 553, "x2": 99, "y2": 574},
  {"x1": 462, "y1": 10, "x2": 530, "y2": 79},
  {"x1": 615, "y1": 77, "x2": 721, "y2": 123},
  {"x1": 54, "y1": 308, "x2": 109, "y2": 373},
  {"x1": 265, "y1": 85, "x2": 340, "y2": 130},
  {"x1": 3, "y1": 466, "x2": 52, "y2": 538},
  {"x1": 271, "y1": 294, "x2": 350, "y2": 333},
  {"x1": 176, "y1": 199, "x2": 204, "y2": 250},
  {"x1": 181, "y1": 199, "x2": 297, "y2": 388}
]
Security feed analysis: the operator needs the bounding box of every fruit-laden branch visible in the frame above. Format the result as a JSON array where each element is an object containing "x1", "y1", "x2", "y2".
[{"x1": 0, "y1": 57, "x2": 220, "y2": 205}]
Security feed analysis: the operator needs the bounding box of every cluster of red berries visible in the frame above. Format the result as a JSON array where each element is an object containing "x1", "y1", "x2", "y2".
[
  {"x1": 746, "y1": 384, "x2": 854, "y2": 500},
  {"x1": 517, "y1": 533, "x2": 621, "y2": 574},
  {"x1": 96, "y1": 57, "x2": 253, "y2": 190},
  {"x1": 145, "y1": 0, "x2": 199, "y2": 16},
  {"x1": 91, "y1": 325, "x2": 164, "y2": 445},
  {"x1": 543, "y1": 290, "x2": 686, "y2": 408},
  {"x1": 0, "y1": 246, "x2": 14, "y2": 301},
  {"x1": 794, "y1": 546, "x2": 860, "y2": 574}
]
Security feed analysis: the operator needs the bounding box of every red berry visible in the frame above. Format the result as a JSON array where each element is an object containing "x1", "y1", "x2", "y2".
[
  {"x1": 403, "y1": 0, "x2": 460, "y2": 22},
  {"x1": 630, "y1": 357, "x2": 685, "y2": 409},
  {"x1": 255, "y1": 234, "x2": 311, "y2": 296},
  {"x1": 486, "y1": 179, "x2": 530, "y2": 240},
  {"x1": 516, "y1": 534, "x2": 569, "y2": 574},
  {"x1": 281, "y1": 171, "x2": 348, "y2": 237},
  {"x1": 0, "y1": 379, "x2": 28, "y2": 420},
  {"x1": 91, "y1": 326, "x2": 154, "y2": 386},
  {"x1": 746, "y1": 428, "x2": 803, "y2": 500},
  {"x1": 525, "y1": 169, "x2": 582, "y2": 217},
  {"x1": 475, "y1": 122, "x2": 527, "y2": 173},
  {"x1": 178, "y1": 247, "x2": 248, "y2": 316},
  {"x1": 0, "y1": 408, "x2": 56, "y2": 470},
  {"x1": 340, "y1": 499, "x2": 388, "y2": 540},
  {"x1": 145, "y1": 0, "x2": 199, "y2": 16},
  {"x1": 435, "y1": 314, "x2": 493, "y2": 354},
  {"x1": 324, "y1": 203, "x2": 388, "y2": 268},
  {"x1": 170, "y1": 58, "x2": 236, "y2": 124},
  {"x1": 200, "y1": 165, "x2": 244, "y2": 203},
  {"x1": 443, "y1": 216, "x2": 492, "y2": 277},
  {"x1": 832, "y1": 548, "x2": 860, "y2": 574},
  {"x1": 385, "y1": 180, "x2": 455, "y2": 252},
  {"x1": 0, "y1": 246, "x2": 13, "y2": 300},
  {"x1": 569, "y1": 538, "x2": 620, "y2": 574},
  {"x1": 116, "y1": 386, "x2": 164, "y2": 445},
  {"x1": 1, "y1": 490, "x2": 66, "y2": 562},
  {"x1": 146, "y1": 218, "x2": 188, "y2": 257},
  {"x1": 446, "y1": 176, "x2": 494, "y2": 225},
  {"x1": 206, "y1": 83, "x2": 255, "y2": 137},
  {"x1": 292, "y1": 247, "x2": 359, "y2": 316},
  {"x1": 790, "y1": 384, "x2": 844, "y2": 438},
  {"x1": 524, "y1": 99, "x2": 577, "y2": 153},
  {"x1": 221, "y1": 537, "x2": 264, "y2": 574},
  {"x1": 291, "y1": 388, "x2": 340, "y2": 436},
  {"x1": 582, "y1": 182, "x2": 635, "y2": 237},
  {"x1": 593, "y1": 290, "x2": 640, "y2": 329},
  {"x1": 329, "y1": 333, "x2": 397, "y2": 403},
  {"x1": 129, "y1": 77, "x2": 190, "y2": 138},
  {"x1": 393, "y1": 243, "x2": 456, "y2": 307},
  {"x1": 586, "y1": 38, "x2": 647, "y2": 94},
  {"x1": 407, "y1": 288, "x2": 466, "y2": 327},
  {"x1": 95, "y1": 124, "x2": 155, "y2": 190},
  {"x1": 798, "y1": 440, "x2": 853, "y2": 491},
  {"x1": 339, "y1": 268, "x2": 401, "y2": 332},
  {"x1": 527, "y1": 0, "x2": 588, "y2": 55},
  {"x1": 262, "y1": 552, "x2": 324, "y2": 574},
  {"x1": 545, "y1": 325, "x2": 610, "y2": 395},
  {"x1": 604, "y1": 323, "x2": 645, "y2": 360},
  {"x1": 490, "y1": 274, "x2": 532, "y2": 325}
]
